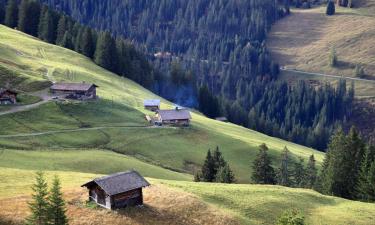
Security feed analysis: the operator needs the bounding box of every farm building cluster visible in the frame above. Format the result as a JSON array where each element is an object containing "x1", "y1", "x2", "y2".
[
  {"x1": 82, "y1": 170, "x2": 150, "y2": 210},
  {"x1": 0, "y1": 88, "x2": 18, "y2": 105},
  {"x1": 50, "y1": 82, "x2": 98, "y2": 100},
  {"x1": 144, "y1": 99, "x2": 192, "y2": 127}
]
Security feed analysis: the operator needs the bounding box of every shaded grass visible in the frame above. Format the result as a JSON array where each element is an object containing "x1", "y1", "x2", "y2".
[{"x1": 162, "y1": 180, "x2": 375, "y2": 225}]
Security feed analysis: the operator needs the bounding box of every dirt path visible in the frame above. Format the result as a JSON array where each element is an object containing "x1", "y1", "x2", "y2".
[{"x1": 281, "y1": 68, "x2": 375, "y2": 83}]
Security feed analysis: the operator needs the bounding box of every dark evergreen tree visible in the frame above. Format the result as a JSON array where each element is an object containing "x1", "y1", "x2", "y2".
[
  {"x1": 356, "y1": 145, "x2": 375, "y2": 201},
  {"x1": 94, "y1": 31, "x2": 117, "y2": 71},
  {"x1": 4, "y1": 0, "x2": 18, "y2": 28},
  {"x1": 0, "y1": 2, "x2": 5, "y2": 24},
  {"x1": 326, "y1": 1, "x2": 336, "y2": 16},
  {"x1": 80, "y1": 27, "x2": 95, "y2": 58},
  {"x1": 293, "y1": 157, "x2": 305, "y2": 187},
  {"x1": 277, "y1": 147, "x2": 293, "y2": 187},
  {"x1": 213, "y1": 146, "x2": 226, "y2": 172},
  {"x1": 38, "y1": 7, "x2": 56, "y2": 43},
  {"x1": 304, "y1": 154, "x2": 317, "y2": 189},
  {"x1": 47, "y1": 176, "x2": 68, "y2": 225},
  {"x1": 56, "y1": 16, "x2": 68, "y2": 45},
  {"x1": 216, "y1": 164, "x2": 236, "y2": 183},
  {"x1": 201, "y1": 150, "x2": 216, "y2": 182},
  {"x1": 252, "y1": 144, "x2": 276, "y2": 184},
  {"x1": 18, "y1": 0, "x2": 41, "y2": 36},
  {"x1": 60, "y1": 31, "x2": 73, "y2": 49},
  {"x1": 27, "y1": 171, "x2": 49, "y2": 225}
]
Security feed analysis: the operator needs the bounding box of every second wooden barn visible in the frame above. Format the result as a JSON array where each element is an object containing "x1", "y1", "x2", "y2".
[{"x1": 81, "y1": 170, "x2": 150, "y2": 209}]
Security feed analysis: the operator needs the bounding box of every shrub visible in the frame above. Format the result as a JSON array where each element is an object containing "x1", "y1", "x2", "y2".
[
  {"x1": 326, "y1": 1, "x2": 336, "y2": 16},
  {"x1": 276, "y1": 209, "x2": 305, "y2": 225}
]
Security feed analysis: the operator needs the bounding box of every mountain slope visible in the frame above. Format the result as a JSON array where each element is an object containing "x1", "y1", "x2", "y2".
[
  {"x1": 0, "y1": 24, "x2": 324, "y2": 183},
  {"x1": 2, "y1": 167, "x2": 375, "y2": 225}
]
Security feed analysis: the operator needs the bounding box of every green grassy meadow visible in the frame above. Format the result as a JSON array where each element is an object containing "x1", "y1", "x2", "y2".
[{"x1": 0, "y1": 24, "x2": 324, "y2": 183}]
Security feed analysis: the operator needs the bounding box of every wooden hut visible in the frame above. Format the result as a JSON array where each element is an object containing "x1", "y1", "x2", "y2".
[
  {"x1": 0, "y1": 88, "x2": 18, "y2": 105},
  {"x1": 50, "y1": 82, "x2": 98, "y2": 100},
  {"x1": 144, "y1": 99, "x2": 160, "y2": 111},
  {"x1": 155, "y1": 108, "x2": 192, "y2": 126},
  {"x1": 81, "y1": 171, "x2": 150, "y2": 210}
]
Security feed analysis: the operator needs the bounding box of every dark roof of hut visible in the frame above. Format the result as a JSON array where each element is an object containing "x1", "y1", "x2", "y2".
[
  {"x1": 81, "y1": 170, "x2": 150, "y2": 196},
  {"x1": 0, "y1": 88, "x2": 18, "y2": 95},
  {"x1": 157, "y1": 109, "x2": 192, "y2": 121},
  {"x1": 51, "y1": 83, "x2": 98, "y2": 92}
]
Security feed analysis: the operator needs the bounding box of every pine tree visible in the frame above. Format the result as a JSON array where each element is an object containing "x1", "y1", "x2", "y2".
[
  {"x1": 4, "y1": 0, "x2": 18, "y2": 28},
  {"x1": 56, "y1": 16, "x2": 68, "y2": 45},
  {"x1": 216, "y1": 164, "x2": 236, "y2": 183},
  {"x1": 320, "y1": 128, "x2": 347, "y2": 196},
  {"x1": 293, "y1": 157, "x2": 305, "y2": 187},
  {"x1": 18, "y1": 0, "x2": 41, "y2": 36},
  {"x1": 213, "y1": 146, "x2": 226, "y2": 172},
  {"x1": 0, "y1": 3, "x2": 5, "y2": 24},
  {"x1": 365, "y1": 161, "x2": 375, "y2": 201},
  {"x1": 80, "y1": 27, "x2": 95, "y2": 58},
  {"x1": 304, "y1": 154, "x2": 317, "y2": 189},
  {"x1": 251, "y1": 144, "x2": 276, "y2": 184},
  {"x1": 38, "y1": 8, "x2": 56, "y2": 43},
  {"x1": 60, "y1": 31, "x2": 73, "y2": 49},
  {"x1": 27, "y1": 171, "x2": 49, "y2": 225},
  {"x1": 326, "y1": 1, "x2": 336, "y2": 16},
  {"x1": 277, "y1": 147, "x2": 293, "y2": 187},
  {"x1": 356, "y1": 145, "x2": 375, "y2": 201},
  {"x1": 344, "y1": 126, "x2": 365, "y2": 199},
  {"x1": 94, "y1": 31, "x2": 117, "y2": 71},
  {"x1": 201, "y1": 150, "x2": 216, "y2": 182},
  {"x1": 47, "y1": 176, "x2": 68, "y2": 225}
]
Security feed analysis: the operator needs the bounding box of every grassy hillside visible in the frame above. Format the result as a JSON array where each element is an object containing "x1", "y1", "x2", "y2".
[
  {"x1": 1, "y1": 167, "x2": 375, "y2": 225},
  {"x1": 0, "y1": 24, "x2": 324, "y2": 183},
  {"x1": 267, "y1": 5, "x2": 375, "y2": 98}
]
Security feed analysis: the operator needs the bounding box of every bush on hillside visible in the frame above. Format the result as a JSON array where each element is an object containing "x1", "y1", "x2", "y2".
[{"x1": 276, "y1": 209, "x2": 305, "y2": 225}]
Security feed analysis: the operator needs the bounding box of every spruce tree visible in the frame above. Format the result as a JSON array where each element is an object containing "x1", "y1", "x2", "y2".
[
  {"x1": 201, "y1": 150, "x2": 216, "y2": 182},
  {"x1": 356, "y1": 145, "x2": 375, "y2": 201},
  {"x1": 80, "y1": 27, "x2": 95, "y2": 58},
  {"x1": 344, "y1": 127, "x2": 365, "y2": 199},
  {"x1": 56, "y1": 16, "x2": 68, "y2": 45},
  {"x1": 27, "y1": 171, "x2": 49, "y2": 225},
  {"x1": 326, "y1": 1, "x2": 336, "y2": 16},
  {"x1": 0, "y1": 3, "x2": 5, "y2": 24},
  {"x1": 38, "y1": 8, "x2": 56, "y2": 43},
  {"x1": 293, "y1": 157, "x2": 305, "y2": 187},
  {"x1": 4, "y1": 0, "x2": 18, "y2": 28},
  {"x1": 94, "y1": 31, "x2": 117, "y2": 71},
  {"x1": 18, "y1": 0, "x2": 41, "y2": 36},
  {"x1": 213, "y1": 146, "x2": 226, "y2": 172},
  {"x1": 320, "y1": 128, "x2": 347, "y2": 196},
  {"x1": 47, "y1": 176, "x2": 68, "y2": 225},
  {"x1": 304, "y1": 154, "x2": 317, "y2": 189},
  {"x1": 216, "y1": 164, "x2": 236, "y2": 183},
  {"x1": 60, "y1": 31, "x2": 73, "y2": 50},
  {"x1": 277, "y1": 147, "x2": 293, "y2": 187},
  {"x1": 251, "y1": 144, "x2": 276, "y2": 184}
]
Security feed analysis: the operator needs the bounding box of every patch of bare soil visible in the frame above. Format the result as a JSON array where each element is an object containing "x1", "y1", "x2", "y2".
[{"x1": 0, "y1": 184, "x2": 239, "y2": 225}]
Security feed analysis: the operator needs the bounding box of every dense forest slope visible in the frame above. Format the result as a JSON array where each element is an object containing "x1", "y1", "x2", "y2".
[
  {"x1": 0, "y1": 25, "x2": 323, "y2": 184},
  {"x1": 267, "y1": 3, "x2": 375, "y2": 143}
]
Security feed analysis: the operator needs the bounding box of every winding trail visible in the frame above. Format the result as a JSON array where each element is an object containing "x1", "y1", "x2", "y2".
[
  {"x1": 0, "y1": 125, "x2": 157, "y2": 138},
  {"x1": 281, "y1": 68, "x2": 375, "y2": 84}
]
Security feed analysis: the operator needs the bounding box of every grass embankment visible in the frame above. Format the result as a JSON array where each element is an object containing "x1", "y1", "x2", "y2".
[
  {"x1": 267, "y1": 5, "x2": 375, "y2": 98},
  {"x1": 0, "y1": 24, "x2": 324, "y2": 183},
  {"x1": 1, "y1": 167, "x2": 375, "y2": 225}
]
